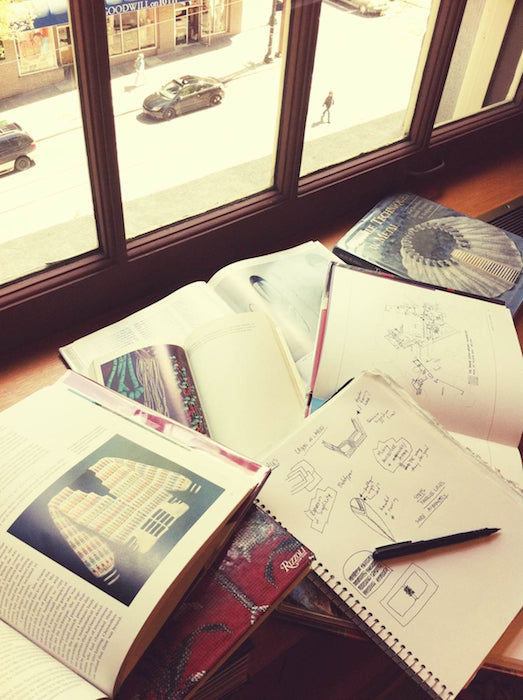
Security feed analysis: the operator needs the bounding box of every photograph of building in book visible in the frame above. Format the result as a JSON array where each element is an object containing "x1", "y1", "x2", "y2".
[
  {"x1": 99, "y1": 344, "x2": 209, "y2": 435},
  {"x1": 8, "y1": 435, "x2": 224, "y2": 604}
]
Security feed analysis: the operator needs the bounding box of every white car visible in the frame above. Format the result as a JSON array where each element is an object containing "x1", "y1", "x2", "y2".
[{"x1": 339, "y1": 0, "x2": 390, "y2": 16}]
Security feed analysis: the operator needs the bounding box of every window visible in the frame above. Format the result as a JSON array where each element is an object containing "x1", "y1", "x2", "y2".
[{"x1": 0, "y1": 0, "x2": 521, "y2": 351}]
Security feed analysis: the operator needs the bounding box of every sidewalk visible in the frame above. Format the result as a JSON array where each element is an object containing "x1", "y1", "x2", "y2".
[{"x1": 0, "y1": 24, "x2": 278, "y2": 143}]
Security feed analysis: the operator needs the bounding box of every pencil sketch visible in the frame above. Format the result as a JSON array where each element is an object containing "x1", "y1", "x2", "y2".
[
  {"x1": 343, "y1": 550, "x2": 392, "y2": 599},
  {"x1": 380, "y1": 564, "x2": 438, "y2": 626},
  {"x1": 384, "y1": 302, "x2": 467, "y2": 398},
  {"x1": 350, "y1": 497, "x2": 394, "y2": 542},
  {"x1": 286, "y1": 460, "x2": 322, "y2": 495},
  {"x1": 373, "y1": 435, "x2": 428, "y2": 474},
  {"x1": 304, "y1": 486, "x2": 336, "y2": 533},
  {"x1": 322, "y1": 417, "x2": 366, "y2": 458}
]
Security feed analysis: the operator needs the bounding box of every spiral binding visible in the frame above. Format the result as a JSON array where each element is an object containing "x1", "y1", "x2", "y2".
[
  {"x1": 306, "y1": 558, "x2": 456, "y2": 700},
  {"x1": 256, "y1": 498, "x2": 456, "y2": 699}
]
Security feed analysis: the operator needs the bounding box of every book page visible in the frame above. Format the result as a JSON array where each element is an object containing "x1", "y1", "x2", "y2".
[
  {"x1": 0, "y1": 383, "x2": 262, "y2": 696},
  {"x1": 0, "y1": 621, "x2": 104, "y2": 700},
  {"x1": 60, "y1": 282, "x2": 232, "y2": 377},
  {"x1": 258, "y1": 371, "x2": 523, "y2": 699},
  {"x1": 185, "y1": 312, "x2": 306, "y2": 459},
  {"x1": 208, "y1": 241, "x2": 336, "y2": 383},
  {"x1": 449, "y1": 432, "x2": 523, "y2": 489},
  {"x1": 311, "y1": 264, "x2": 523, "y2": 448}
]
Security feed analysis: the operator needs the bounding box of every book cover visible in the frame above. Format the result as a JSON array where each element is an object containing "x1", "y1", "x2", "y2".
[
  {"x1": 118, "y1": 505, "x2": 312, "y2": 700},
  {"x1": 333, "y1": 192, "x2": 523, "y2": 315}
]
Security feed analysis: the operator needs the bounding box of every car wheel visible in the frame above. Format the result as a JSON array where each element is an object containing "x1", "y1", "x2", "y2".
[
  {"x1": 210, "y1": 93, "x2": 222, "y2": 106},
  {"x1": 163, "y1": 107, "x2": 176, "y2": 120},
  {"x1": 14, "y1": 155, "x2": 32, "y2": 171}
]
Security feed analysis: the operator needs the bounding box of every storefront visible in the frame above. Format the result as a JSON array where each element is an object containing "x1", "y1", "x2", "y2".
[{"x1": 0, "y1": 0, "x2": 240, "y2": 99}]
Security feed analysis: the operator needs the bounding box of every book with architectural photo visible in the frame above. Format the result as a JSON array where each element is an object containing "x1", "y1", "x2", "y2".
[
  {"x1": 333, "y1": 193, "x2": 523, "y2": 315},
  {"x1": 0, "y1": 373, "x2": 270, "y2": 700},
  {"x1": 60, "y1": 241, "x2": 337, "y2": 459}
]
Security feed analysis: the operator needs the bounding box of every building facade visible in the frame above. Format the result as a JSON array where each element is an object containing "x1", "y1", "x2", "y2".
[{"x1": 0, "y1": 0, "x2": 243, "y2": 99}]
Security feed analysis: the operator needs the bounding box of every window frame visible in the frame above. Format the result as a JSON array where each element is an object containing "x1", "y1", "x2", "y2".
[{"x1": 1, "y1": 0, "x2": 522, "y2": 352}]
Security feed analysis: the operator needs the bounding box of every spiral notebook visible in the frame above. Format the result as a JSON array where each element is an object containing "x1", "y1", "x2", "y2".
[{"x1": 257, "y1": 371, "x2": 523, "y2": 699}]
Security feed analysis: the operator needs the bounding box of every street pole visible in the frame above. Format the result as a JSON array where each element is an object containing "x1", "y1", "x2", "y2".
[{"x1": 264, "y1": 0, "x2": 278, "y2": 64}]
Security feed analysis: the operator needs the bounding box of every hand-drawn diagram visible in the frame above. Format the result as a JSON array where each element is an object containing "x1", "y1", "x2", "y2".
[
  {"x1": 373, "y1": 436, "x2": 427, "y2": 473},
  {"x1": 322, "y1": 417, "x2": 366, "y2": 459},
  {"x1": 304, "y1": 487, "x2": 336, "y2": 533},
  {"x1": 384, "y1": 302, "x2": 465, "y2": 398},
  {"x1": 381, "y1": 564, "x2": 438, "y2": 626},
  {"x1": 343, "y1": 551, "x2": 392, "y2": 598},
  {"x1": 350, "y1": 497, "x2": 394, "y2": 542},
  {"x1": 286, "y1": 460, "x2": 322, "y2": 495}
]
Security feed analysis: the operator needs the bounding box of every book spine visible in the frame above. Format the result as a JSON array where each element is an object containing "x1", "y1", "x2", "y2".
[{"x1": 332, "y1": 245, "x2": 383, "y2": 273}]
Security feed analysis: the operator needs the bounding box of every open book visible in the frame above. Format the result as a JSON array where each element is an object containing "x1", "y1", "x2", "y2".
[
  {"x1": 60, "y1": 241, "x2": 335, "y2": 458},
  {"x1": 0, "y1": 373, "x2": 269, "y2": 700},
  {"x1": 257, "y1": 371, "x2": 523, "y2": 700},
  {"x1": 308, "y1": 262, "x2": 523, "y2": 486}
]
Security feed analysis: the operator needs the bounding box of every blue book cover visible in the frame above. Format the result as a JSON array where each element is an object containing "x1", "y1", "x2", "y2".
[{"x1": 334, "y1": 193, "x2": 523, "y2": 316}]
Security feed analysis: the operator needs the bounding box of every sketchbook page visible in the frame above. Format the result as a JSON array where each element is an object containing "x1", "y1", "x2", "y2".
[
  {"x1": 257, "y1": 371, "x2": 523, "y2": 700},
  {"x1": 311, "y1": 264, "x2": 523, "y2": 446},
  {"x1": 449, "y1": 431, "x2": 523, "y2": 489},
  {"x1": 60, "y1": 282, "x2": 232, "y2": 377},
  {"x1": 208, "y1": 241, "x2": 336, "y2": 383},
  {"x1": 0, "y1": 384, "x2": 261, "y2": 697},
  {"x1": 0, "y1": 621, "x2": 105, "y2": 700},
  {"x1": 185, "y1": 312, "x2": 306, "y2": 459}
]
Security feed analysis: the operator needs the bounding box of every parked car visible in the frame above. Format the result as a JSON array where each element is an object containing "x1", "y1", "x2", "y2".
[
  {"x1": 339, "y1": 0, "x2": 390, "y2": 15},
  {"x1": 0, "y1": 122, "x2": 35, "y2": 173},
  {"x1": 142, "y1": 75, "x2": 225, "y2": 121}
]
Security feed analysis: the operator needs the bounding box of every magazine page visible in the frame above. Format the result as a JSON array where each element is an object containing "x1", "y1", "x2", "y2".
[
  {"x1": 0, "y1": 383, "x2": 263, "y2": 697},
  {"x1": 60, "y1": 281, "x2": 232, "y2": 377},
  {"x1": 184, "y1": 312, "x2": 306, "y2": 459},
  {"x1": 1, "y1": 621, "x2": 105, "y2": 700},
  {"x1": 310, "y1": 263, "x2": 523, "y2": 449},
  {"x1": 208, "y1": 241, "x2": 336, "y2": 383}
]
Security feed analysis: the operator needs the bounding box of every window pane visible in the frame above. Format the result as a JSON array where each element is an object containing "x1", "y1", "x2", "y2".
[
  {"x1": 0, "y1": 3, "x2": 98, "y2": 287},
  {"x1": 300, "y1": 0, "x2": 434, "y2": 177},
  {"x1": 435, "y1": 0, "x2": 522, "y2": 126},
  {"x1": 110, "y1": 0, "x2": 287, "y2": 241}
]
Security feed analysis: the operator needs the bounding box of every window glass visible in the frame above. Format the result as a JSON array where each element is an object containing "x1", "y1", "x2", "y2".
[
  {"x1": 300, "y1": 0, "x2": 434, "y2": 177},
  {"x1": 0, "y1": 1, "x2": 97, "y2": 287},
  {"x1": 111, "y1": 0, "x2": 287, "y2": 240},
  {"x1": 435, "y1": 0, "x2": 522, "y2": 126}
]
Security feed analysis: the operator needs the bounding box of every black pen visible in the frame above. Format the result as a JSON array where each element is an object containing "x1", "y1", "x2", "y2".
[{"x1": 372, "y1": 527, "x2": 500, "y2": 561}]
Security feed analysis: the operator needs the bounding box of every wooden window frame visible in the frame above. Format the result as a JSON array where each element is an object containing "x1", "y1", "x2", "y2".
[{"x1": 1, "y1": 0, "x2": 522, "y2": 352}]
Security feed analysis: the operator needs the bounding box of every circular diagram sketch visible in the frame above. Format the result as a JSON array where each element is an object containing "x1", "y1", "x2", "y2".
[{"x1": 400, "y1": 216, "x2": 522, "y2": 298}]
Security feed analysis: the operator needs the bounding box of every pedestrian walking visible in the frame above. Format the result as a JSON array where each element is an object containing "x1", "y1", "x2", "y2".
[
  {"x1": 134, "y1": 53, "x2": 145, "y2": 86},
  {"x1": 321, "y1": 91, "x2": 334, "y2": 123}
]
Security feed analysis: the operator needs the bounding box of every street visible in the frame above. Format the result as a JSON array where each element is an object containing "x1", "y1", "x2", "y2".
[{"x1": 0, "y1": 1, "x2": 431, "y2": 252}]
